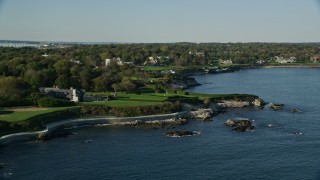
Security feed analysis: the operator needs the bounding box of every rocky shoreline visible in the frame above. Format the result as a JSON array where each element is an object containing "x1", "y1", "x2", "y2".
[{"x1": 0, "y1": 97, "x2": 266, "y2": 145}]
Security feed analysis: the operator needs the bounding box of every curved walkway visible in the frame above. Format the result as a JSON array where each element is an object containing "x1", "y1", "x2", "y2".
[{"x1": 0, "y1": 112, "x2": 187, "y2": 145}]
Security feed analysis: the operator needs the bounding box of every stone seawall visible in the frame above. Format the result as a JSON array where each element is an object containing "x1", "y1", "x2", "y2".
[{"x1": 0, "y1": 112, "x2": 187, "y2": 145}]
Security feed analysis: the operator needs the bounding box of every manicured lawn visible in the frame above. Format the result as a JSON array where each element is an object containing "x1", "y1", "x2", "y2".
[
  {"x1": 0, "y1": 107, "x2": 77, "y2": 122},
  {"x1": 141, "y1": 66, "x2": 173, "y2": 71},
  {"x1": 82, "y1": 93, "x2": 168, "y2": 107},
  {"x1": 81, "y1": 91, "x2": 257, "y2": 107}
]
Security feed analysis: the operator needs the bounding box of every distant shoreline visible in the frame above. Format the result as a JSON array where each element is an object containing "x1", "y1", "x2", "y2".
[{"x1": 262, "y1": 65, "x2": 320, "y2": 68}]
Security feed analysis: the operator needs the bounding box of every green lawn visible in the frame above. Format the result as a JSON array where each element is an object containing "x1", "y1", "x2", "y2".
[
  {"x1": 141, "y1": 66, "x2": 173, "y2": 71},
  {"x1": 142, "y1": 65, "x2": 206, "y2": 71},
  {"x1": 81, "y1": 93, "x2": 168, "y2": 107},
  {"x1": 0, "y1": 107, "x2": 77, "y2": 122},
  {"x1": 81, "y1": 91, "x2": 257, "y2": 107}
]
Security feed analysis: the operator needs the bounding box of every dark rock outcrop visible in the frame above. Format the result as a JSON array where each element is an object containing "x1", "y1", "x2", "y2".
[
  {"x1": 165, "y1": 130, "x2": 200, "y2": 137},
  {"x1": 224, "y1": 118, "x2": 255, "y2": 132},
  {"x1": 269, "y1": 103, "x2": 284, "y2": 110}
]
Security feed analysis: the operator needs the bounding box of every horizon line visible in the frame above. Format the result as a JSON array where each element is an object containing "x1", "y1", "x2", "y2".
[{"x1": 1, "y1": 39, "x2": 320, "y2": 44}]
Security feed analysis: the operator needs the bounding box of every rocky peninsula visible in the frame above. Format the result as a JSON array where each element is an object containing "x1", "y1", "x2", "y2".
[{"x1": 0, "y1": 95, "x2": 265, "y2": 144}]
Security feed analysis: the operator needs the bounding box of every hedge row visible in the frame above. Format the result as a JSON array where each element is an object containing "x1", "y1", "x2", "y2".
[{"x1": 37, "y1": 97, "x2": 76, "y2": 107}]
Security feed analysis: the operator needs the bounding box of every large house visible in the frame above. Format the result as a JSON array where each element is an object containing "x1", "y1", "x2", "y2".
[
  {"x1": 39, "y1": 87, "x2": 86, "y2": 102},
  {"x1": 39, "y1": 87, "x2": 109, "y2": 102},
  {"x1": 274, "y1": 56, "x2": 296, "y2": 64},
  {"x1": 105, "y1": 57, "x2": 133, "y2": 66},
  {"x1": 144, "y1": 57, "x2": 159, "y2": 66},
  {"x1": 310, "y1": 55, "x2": 320, "y2": 63},
  {"x1": 220, "y1": 59, "x2": 233, "y2": 64}
]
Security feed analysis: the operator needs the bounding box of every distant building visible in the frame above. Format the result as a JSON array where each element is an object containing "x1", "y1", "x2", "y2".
[
  {"x1": 105, "y1": 57, "x2": 126, "y2": 66},
  {"x1": 310, "y1": 55, "x2": 320, "y2": 63},
  {"x1": 274, "y1": 56, "x2": 296, "y2": 64},
  {"x1": 70, "y1": 59, "x2": 82, "y2": 64},
  {"x1": 144, "y1": 57, "x2": 159, "y2": 66},
  {"x1": 256, "y1": 60, "x2": 265, "y2": 64},
  {"x1": 161, "y1": 69, "x2": 176, "y2": 74},
  {"x1": 41, "y1": 53, "x2": 49, "y2": 58},
  {"x1": 189, "y1": 51, "x2": 205, "y2": 57},
  {"x1": 220, "y1": 59, "x2": 233, "y2": 64},
  {"x1": 105, "y1": 59, "x2": 111, "y2": 66}
]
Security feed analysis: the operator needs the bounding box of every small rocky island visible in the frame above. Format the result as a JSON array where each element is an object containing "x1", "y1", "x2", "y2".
[{"x1": 225, "y1": 118, "x2": 255, "y2": 132}]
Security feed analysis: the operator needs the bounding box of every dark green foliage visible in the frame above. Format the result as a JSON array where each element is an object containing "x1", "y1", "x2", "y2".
[
  {"x1": 208, "y1": 94, "x2": 258, "y2": 102},
  {"x1": 109, "y1": 102, "x2": 180, "y2": 117},
  {"x1": 25, "y1": 92, "x2": 44, "y2": 106},
  {"x1": 37, "y1": 97, "x2": 76, "y2": 107},
  {"x1": 80, "y1": 105, "x2": 109, "y2": 116},
  {"x1": 0, "y1": 76, "x2": 32, "y2": 107},
  {"x1": 78, "y1": 102, "x2": 180, "y2": 117},
  {"x1": 166, "y1": 95, "x2": 200, "y2": 104}
]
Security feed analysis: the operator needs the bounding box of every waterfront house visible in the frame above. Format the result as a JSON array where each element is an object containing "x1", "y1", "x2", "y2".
[
  {"x1": 274, "y1": 56, "x2": 296, "y2": 64},
  {"x1": 310, "y1": 55, "x2": 320, "y2": 63},
  {"x1": 39, "y1": 87, "x2": 86, "y2": 102},
  {"x1": 256, "y1": 60, "x2": 265, "y2": 65}
]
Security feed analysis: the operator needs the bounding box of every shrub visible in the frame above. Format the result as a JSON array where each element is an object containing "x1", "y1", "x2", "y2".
[
  {"x1": 166, "y1": 96, "x2": 199, "y2": 104},
  {"x1": 37, "y1": 97, "x2": 76, "y2": 107}
]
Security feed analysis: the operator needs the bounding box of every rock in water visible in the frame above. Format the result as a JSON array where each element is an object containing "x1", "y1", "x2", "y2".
[
  {"x1": 190, "y1": 108, "x2": 213, "y2": 121},
  {"x1": 165, "y1": 130, "x2": 200, "y2": 137},
  {"x1": 224, "y1": 119, "x2": 236, "y2": 127},
  {"x1": 224, "y1": 118, "x2": 255, "y2": 132},
  {"x1": 291, "y1": 108, "x2": 302, "y2": 113},
  {"x1": 269, "y1": 103, "x2": 284, "y2": 110}
]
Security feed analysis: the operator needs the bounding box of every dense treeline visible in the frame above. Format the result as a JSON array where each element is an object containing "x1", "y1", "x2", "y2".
[{"x1": 0, "y1": 43, "x2": 319, "y2": 107}]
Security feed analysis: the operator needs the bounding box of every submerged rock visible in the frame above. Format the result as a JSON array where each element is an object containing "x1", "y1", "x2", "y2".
[
  {"x1": 269, "y1": 103, "x2": 284, "y2": 110},
  {"x1": 165, "y1": 130, "x2": 200, "y2": 137},
  {"x1": 291, "y1": 108, "x2": 302, "y2": 113},
  {"x1": 224, "y1": 118, "x2": 255, "y2": 132}
]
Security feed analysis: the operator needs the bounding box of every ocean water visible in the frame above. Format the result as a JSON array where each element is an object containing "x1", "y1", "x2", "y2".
[{"x1": 1, "y1": 68, "x2": 320, "y2": 180}]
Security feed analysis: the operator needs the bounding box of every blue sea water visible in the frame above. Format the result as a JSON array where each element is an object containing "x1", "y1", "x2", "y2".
[{"x1": 1, "y1": 68, "x2": 320, "y2": 180}]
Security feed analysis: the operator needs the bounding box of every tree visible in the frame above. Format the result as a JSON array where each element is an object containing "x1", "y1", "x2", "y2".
[
  {"x1": 55, "y1": 75, "x2": 71, "y2": 89},
  {"x1": 54, "y1": 60, "x2": 71, "y2": 75},
  {"x1": 119, "y1": 77, "x2": 136, "y2": 93},
  {"x1": 0, "y1": 77, "x2": 31, "y2": 106},
  {"x1": 112, "y1": 83, "x2": 120, "y2": 94},
  {"x1": 80, "y1": 67, "x2": 92, "y2": 91},
  {"x1": 93, "y1": 76, "x2": 111, "y2": 92}
]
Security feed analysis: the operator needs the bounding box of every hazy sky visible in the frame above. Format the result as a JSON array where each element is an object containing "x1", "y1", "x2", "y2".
[{"x1": 0, "y1": 0, "x2": 320, "y2": 43}]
